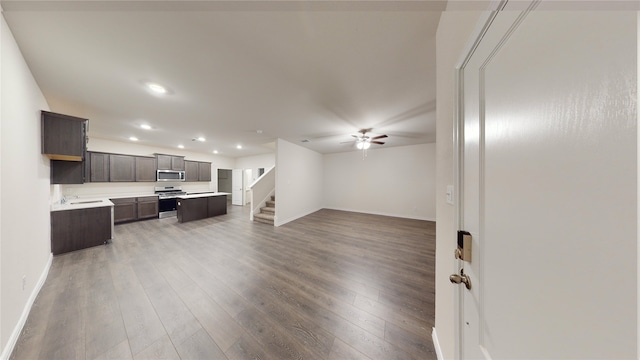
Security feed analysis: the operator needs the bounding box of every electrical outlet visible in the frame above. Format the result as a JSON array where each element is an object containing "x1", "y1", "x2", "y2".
[{"x1": 22, "y1": 276, "x2": 26, "y2": 290}]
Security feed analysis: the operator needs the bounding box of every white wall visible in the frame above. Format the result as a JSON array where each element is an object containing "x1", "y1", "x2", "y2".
[
  {"x1": 236, "y1": 153, "x2": 275, "y2": 205},
  {"x1": 59, "y1": 137, "x2": 235, "y2": 199},
  {"x1": 435, "y1": 10, "x2": 483, "y2": 359},
  {"x1": 0, "y1": 15, "x2": 52, "y2": 356},
  {"x1": 275, "y1": 139, "x2": 323, "y2": 226},
  {"x1": 323, "y1": 143, "x2": 435, "y2": 221},
  {"x1": 235, "y1": 153, "x2": 275, "y2": 183}
]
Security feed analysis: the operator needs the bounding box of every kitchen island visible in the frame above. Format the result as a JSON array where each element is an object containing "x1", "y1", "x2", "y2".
[{"x1": 176, "y1": 192, "x2": 229, "y2": 223}]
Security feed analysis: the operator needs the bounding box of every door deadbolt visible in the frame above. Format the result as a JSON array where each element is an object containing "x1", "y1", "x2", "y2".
[{"x1": 450, "y1": 269, "x2": 471, "y2": 290}]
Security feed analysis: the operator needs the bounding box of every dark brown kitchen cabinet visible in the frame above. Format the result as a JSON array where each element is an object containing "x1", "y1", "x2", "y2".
[
  {"x1": 111, "y1": 197, "x2": 137, "y2": 223},
  {"x1": 156, "y1": 154, "x2": 185, "y2": 171},
  {"x1": 172, "y1": 156, "x2": 185, "y2": 171},
  {"x1": 41, "y1": 111, "x2": 87, "y2": 161},
  {"x1": 135, "y1": 156, "x2": 156, "y2": 182},
  {"x1": 89, "y1": 152, "x2": 110, "y2": 182},
  {"x1": 185, "y1": 161, "x2": 199, "y2": 182},
  {"x1": 51, "y1": 160, "x2": 85, "y2": 184},
  {"x1": 137, "y1": 196, "x2": 159, "y2": 219},
  {"x1": 111, "y1": 196, "x2": 158, "y2": 223},
  {"x1": 109, "y1": 154, "x2": 135, "y2": 182},
  {"x1": 198, "y1": 162, "x2": 212, "y2": 182},
  {"x1": 43, "y1": 111, "x2": 88, "y2": 184},
  {"x1": 177, "y1": 197, "x2": 208, "y2": 223},
  {"x1": 51, "y1": 206, "x2": 112, "y2": 255},
  {"x1": 185, "y1": 161, "x2": 211, "y2": 182},
  {"x1": 207, "y1": 195, "x2": 227, "y2": 216},
  {"x1": 177, "y1": 195, "x2": 227, "y2": 223}
]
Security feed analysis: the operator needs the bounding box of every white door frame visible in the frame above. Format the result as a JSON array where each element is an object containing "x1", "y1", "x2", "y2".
[{"x1": 452, "y1": 1, "x2": 509, "y2": 358}]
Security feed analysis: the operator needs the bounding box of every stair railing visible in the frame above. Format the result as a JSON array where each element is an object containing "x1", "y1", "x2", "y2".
[{"x1": 248, "y1": 166, "x2": 275, "y2": 221}]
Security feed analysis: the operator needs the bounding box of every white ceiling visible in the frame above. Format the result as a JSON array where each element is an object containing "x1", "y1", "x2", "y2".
[{"x1": 3, "y1": 1, "x2": 442, "y2": 157}]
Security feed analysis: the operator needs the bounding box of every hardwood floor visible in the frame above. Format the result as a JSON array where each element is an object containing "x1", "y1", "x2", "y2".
[{"x1": 11, "y1": 206, "x2": 436, "y2": 360}]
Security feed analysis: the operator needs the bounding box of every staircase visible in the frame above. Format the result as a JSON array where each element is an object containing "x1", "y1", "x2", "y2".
[{"x1": 254, "y1": 195, "x2": 275, "y2": 225}]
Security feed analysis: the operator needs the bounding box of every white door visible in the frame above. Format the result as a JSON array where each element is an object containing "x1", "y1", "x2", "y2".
[
  {"x1": 232, "y1": 169, "x2": 244, "y2": 206},
  {"x1": 457, "y1": 3, "x2": 636, "y2": 358}
]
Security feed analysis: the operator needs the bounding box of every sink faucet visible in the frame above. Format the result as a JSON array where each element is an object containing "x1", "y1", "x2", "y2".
[{"x1": 60, "y1": 196, "x2": 67, "y2": 205}]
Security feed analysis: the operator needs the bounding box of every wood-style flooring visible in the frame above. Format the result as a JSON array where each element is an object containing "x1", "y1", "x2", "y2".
[{"x1": 11, "y1": 205, "x2": 436, "y2": 360}]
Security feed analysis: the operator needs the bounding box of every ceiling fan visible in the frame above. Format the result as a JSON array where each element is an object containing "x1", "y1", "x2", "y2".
[{"x1": 349, "y1": 128, "x2": 388, "y2": 150}]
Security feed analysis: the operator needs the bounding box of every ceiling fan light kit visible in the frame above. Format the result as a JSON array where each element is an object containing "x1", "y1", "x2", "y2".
[
  {"x1": 349, "y1": 128, "x2": 386, "y2": 159},
  {"x1": 356, "y1": 141, "x2": 371, "y2": 150}
]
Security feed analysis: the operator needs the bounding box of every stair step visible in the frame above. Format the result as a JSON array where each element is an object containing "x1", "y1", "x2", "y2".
[
  {"x1": 261, "y1": 206, "x2": 275, "y2": 214},
  {"x1": 271, "y1": 195, "x2": 276, "y2": 201},
  {"x1": 265, "y1": 200, "x2": 276, "y2": 207},
  {"x1": 254, "y1": 212, "x2": 274, "y2": 225}
]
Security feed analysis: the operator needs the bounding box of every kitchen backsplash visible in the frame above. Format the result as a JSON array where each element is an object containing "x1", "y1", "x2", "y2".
[{"x1": 56, "y1": 182, "x2": 214, "y2": 200}]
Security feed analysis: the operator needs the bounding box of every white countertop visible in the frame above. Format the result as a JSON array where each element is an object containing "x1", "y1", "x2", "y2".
[
  {"x1": 51, "y1": 198, "x2": 114, "y2": 212},
  {"x1": 108, "y1": 193, "x2": 158, "y2": 199},
  {"x1": 177, "y1": 192, "x2": 230, "y2": 199}
]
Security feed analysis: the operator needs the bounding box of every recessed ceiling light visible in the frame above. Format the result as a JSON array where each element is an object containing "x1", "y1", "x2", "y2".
[
  {"x1": 178, "y1": 145, "x2": 184, "y2": 149},
  {"x1": 129, "y1": 136, "x2": 138, "y2": 141},
  {"x1": 147, "y1": 83, "x2": 167, "y2": 94},
  {"x1": 256, "y1": 130, "x2": 263, "y2": 134},
  {"x1": 236, "y1": 145, "x2": 242, "y2": 149},
  {"x1": 213, "y1": 150, "x2": 218, "y2": 154},
  {"x1": 140, "y1": 124, "x2": 152, "y2": 130},
  {"x1": 197, "y1": 137, "x2": 206, "y2": 142}
]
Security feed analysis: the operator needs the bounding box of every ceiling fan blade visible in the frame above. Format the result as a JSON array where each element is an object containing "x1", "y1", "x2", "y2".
[
  {"x1": 371, "y1": 141, "x2": 385, "y2": 145},
  {"x1": 340, "y1": 141, "x2": 354, "y2": 144},
  {"x1": 371, "y1": 134, "x2": 388, "y2": 140},
  {"x1": 351, "y1": 135, "x2": 359, "y2": 138}
]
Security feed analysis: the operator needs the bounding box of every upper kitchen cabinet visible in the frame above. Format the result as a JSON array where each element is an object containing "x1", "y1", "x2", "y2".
[
  {"x1": 88, "y1": 152, "x2": 110, "y2": 182},
  {"x1": 41, "y1": 111, "x2": 87, "y2": 161},
  {"x1": 50, "y1": 159, "x2": 85, "y2": 184},
  {"x1": 135, "y1": 156, "x2": 156, "y2": 182},
  {"x1": 185, "y1": 160, "x2": 199, "y2": 182},
  {"x1": 156, "y1": 154, "x2": 185, "y2": 171},
  {"x1": 198, "y1": 162, "x2": 212, "y2": 182},
  {"x1": 185, "y1": 160, "x2": 211, "y2": 182},
  {"x1": 109, "y1": 154, "x2": 135, "y2": 182}
]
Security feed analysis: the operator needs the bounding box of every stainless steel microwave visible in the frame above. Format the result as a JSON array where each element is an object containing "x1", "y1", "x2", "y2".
[{"x1": 157, "y1": 170, "x2": 185, "y2": 182}]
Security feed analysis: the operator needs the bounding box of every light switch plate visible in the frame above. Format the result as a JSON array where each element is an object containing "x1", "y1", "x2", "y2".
[{"x1": 446, "y1": 185, "x2": 454, "y2": 205}]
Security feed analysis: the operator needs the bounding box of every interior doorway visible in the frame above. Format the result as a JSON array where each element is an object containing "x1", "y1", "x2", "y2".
[{"x1": 217, "y1": 169, "x2": 232, "y2": 204}]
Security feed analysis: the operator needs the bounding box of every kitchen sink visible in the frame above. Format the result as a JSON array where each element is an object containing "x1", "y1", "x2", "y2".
[{"x1": 70, "y1": 200, "x2": 103, "y2": 205}]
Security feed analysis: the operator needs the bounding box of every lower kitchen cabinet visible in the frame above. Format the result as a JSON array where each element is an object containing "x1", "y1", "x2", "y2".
[
  {"x1": 177, "y1": 197, "x2": 208, "y2": 223},
  {"x1": 111, "y1": 196, "x2": 158, "y2": 223},
  {"x1": 208, "y1": 195, "x2": 226, "y2": 216},
  {"x1": 177, "y1": 195, "x2": 227, "y2": 223},
  {"x1": 137, "y1": 196, "x2": 159, "y2": 219},
  {"x1": 111, "y1": 198, "x2": 137, "y2": 223},
  {"x1": 51, "y1": 206, "x2": 112, "y2": 255}
]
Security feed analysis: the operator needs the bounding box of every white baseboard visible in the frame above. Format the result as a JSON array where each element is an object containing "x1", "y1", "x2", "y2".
[
  {"x1": 432, "y1": 327, "x2": 444, "y2": 360},
  {"x1": 1, "y1": 253, "x2": 53, "y2": 360},
  {"x1": 323, "y1": 206, "x2": 436, "y2": 222}
]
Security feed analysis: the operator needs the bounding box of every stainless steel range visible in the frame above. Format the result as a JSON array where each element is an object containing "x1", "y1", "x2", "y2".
[{"x1": 155, "y1": 186, "x2": 187, "y2": 218}]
